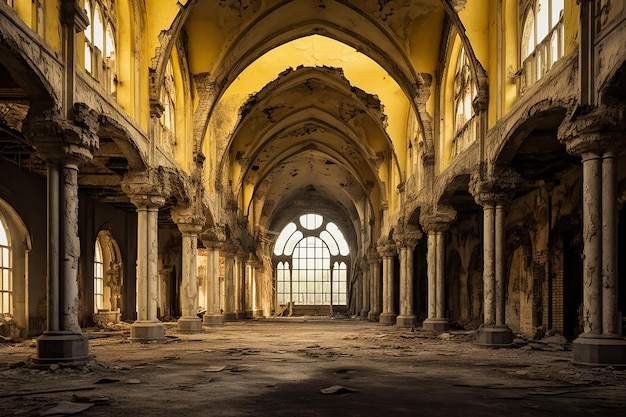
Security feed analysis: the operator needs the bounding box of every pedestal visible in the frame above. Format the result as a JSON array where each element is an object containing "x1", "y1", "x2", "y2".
[
  {"x1": 177, "y1": 317, "x2": 203, "y2": 333},
  {"x1": 573, "y1": 334, "x2": 626, "y2": 367},
  {"x1": 475, "y1": 325, "x2": 513, "y2": 347},
  {"x1": 396, "y1": 314, "x2": 416, "y2": 328},
  {"x1": 423, "y1": 318, "x2": 449, "y2": 333},
  {"x1": 35, "y1": 331, "x2": 90, "y2": 364},
  {"x1": 368, "y1": 311, "x2": 380, "y2": 321},
  {"x1": 130, "y1": 321, "x2": 165, "y2": 342},
  {"x1": 252, "y1": 309, "x2": 264, "y2": 318},
  {"x1": 235, "y1": 312, "x2": 247, "y2": 320},
  {"x1": 360, "y1": 309, "x2": 370, "y2": 320},
  {"x1": 223, "y1": 312, "x2": 237, "y2": 321},
  {"x1": 246, "y1": 310, "x2": 254, "y2": 319},
  {"x1": 203, "y1": 314, "x2": 224, "y2": 325},
  {"x1": 379, "y1": 312, "x2": 396, "y2": 326}
]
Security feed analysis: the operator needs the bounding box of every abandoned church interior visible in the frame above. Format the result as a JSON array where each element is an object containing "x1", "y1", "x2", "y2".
[{"x1": 1, "y1": 0, "x2": 626, "y2": 377}]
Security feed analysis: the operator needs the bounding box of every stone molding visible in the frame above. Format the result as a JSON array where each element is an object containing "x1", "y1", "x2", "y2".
[{"x1": 558, "y1": 104, "x2": 626, "y2": 157}]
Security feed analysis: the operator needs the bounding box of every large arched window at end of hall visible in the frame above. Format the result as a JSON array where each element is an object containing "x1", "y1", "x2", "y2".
[
  {"x1": 0, "y1": 215, "x2": 12, "y2": 314},
  {"x1": 84, "y1": 0, "x2": 117, "y2": 97},
  {"x1": 93, "y1": 230, "x2": 123, "y2": 317},
  {"x1": 274, "y1": 214, "x2": 350, "y2": 308},
  {"x1": 519, "y1": 0, "x2": 564, "y2": 92}
]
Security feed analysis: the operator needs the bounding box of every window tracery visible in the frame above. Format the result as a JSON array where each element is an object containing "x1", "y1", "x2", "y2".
[
  {"x1": 94, "y1": 238, "x2": 104, "y2": 312},
  {"x1": 84, "y1": 0, "x2": 117, "y2": 97},
  {"x1": 274, "y1": 214, "x2": 349, "y2": 306},
  {"x1": 160, "y1": 60, "x2": 177, "y2": 155},
  {"x1": 519, "y1": 0, "x2": 564, "y2": 92}
]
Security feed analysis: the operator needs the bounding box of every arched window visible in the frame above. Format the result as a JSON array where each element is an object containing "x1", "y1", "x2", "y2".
[
  {"x1": 0, "y1": 215, "x2": 12, "y2": 314},
  {"x1": 273, "y1": 214, "x2": 350, "y2": 306},
  {"x1": 94, "y1": 238, "x2": 104, "y2": 312},
  {"x1": 161, "y1": 59, "x2": 176, "y2": 154},
  {"x1": 519, "y1": 0, "x2": 564, "y2": 91},
  {"x1": 84, "y1": 0, "x2": 117, "y2": 97},
  {"x1": 454, "y1": 46, "x2": 475, "y2": 134}
]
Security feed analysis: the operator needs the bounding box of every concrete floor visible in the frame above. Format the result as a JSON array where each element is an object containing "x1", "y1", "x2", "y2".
[{"x1": 1, "y1": 319, "x2": 625, "y2": 416}]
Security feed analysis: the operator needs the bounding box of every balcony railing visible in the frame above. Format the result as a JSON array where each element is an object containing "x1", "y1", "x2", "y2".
[{"x1": 519, "y1": 18, "x2": 564, "y2": 94}]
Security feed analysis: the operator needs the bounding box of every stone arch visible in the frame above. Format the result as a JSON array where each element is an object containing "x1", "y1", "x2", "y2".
[{"x1": 0, "y1": 197, "x2": 32, "y2": 337}]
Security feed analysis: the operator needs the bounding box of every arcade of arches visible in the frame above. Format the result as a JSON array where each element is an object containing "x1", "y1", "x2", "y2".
[{"x1": 1, "y1": 0, "x2": 626, "y2": 369}]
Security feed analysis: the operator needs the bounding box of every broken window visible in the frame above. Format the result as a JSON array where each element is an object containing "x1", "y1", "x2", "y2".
[
  {"x1": 274, "y1": 214, "x2": 349, "y2": 306},
  {"x1": 84, "y1": 0, "x2": 117, "y2": 97},
  {"x1": 0, "y1": 215, "x2": 11, "y2": 314}
]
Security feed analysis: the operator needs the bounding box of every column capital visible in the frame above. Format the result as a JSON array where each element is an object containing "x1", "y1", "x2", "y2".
[
  {"x1": 394, "y1": 224, "x2": 423, "y2": 249},
  {"x1": 469, "y1": 167, "x2": 520, "y2": 207},
  {"x1": 376, "y1": 239, "x2": 396, "y2": 258},
  {"x1": 558, "y1": 104, "x2": 626, "y2": 157},
  {"x1": 23, "y1": 104, "x2": 99, "y2": 164},
  {"x1": 220, "y1": 241, "x2": 238, "y2": 258},
  {"x1": 171, "y1": 205, "x2": 205, "y2": 234},
  {"x1": 122, "y1": 168, "x2": 171, "y2": 208},
  {"x1": 420, "y1": 206, "x2": 456, "y2": 234}
]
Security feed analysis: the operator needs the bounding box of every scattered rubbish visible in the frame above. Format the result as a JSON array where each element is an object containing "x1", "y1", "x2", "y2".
[
  {"x1": 125, "y1": 379, "x2": 141, "y2": 384},
  {"x1": 95, "y1": 378, "x2": 120, "y2": 384},
  {"x1": 320, "y1": 385, "x2": 358, "y2": 395},
  {"x1": 203, "y1": 365, "x2": 226, "y2": 372},
  {"x1": 40, "y1": 401, "x2": 94, "y2": 416},
  {"x1": 71, "y1": 394, "x2": 111, "y2": 405}
]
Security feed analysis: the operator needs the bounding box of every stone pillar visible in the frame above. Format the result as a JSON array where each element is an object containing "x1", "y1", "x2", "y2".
[
  {"x1": 395, "y1": 227, "x2": 422, "y2": 328},
  {"x1": 25, "y1": 105, "x2": 99, "y2": 363},
  {"x1": 360, "y1": 257, "x2": 370, "y2": 319},
  {"x1": 221, "y1": 245, "x2": 237, "y2": 321},
  {"x1": 174, "y1": 222, "x2": 203, "y2": 332},
  {"x1": 559, "y1": 122, "x2": 626, "y2": 366},
  {"x1": 129, "y1": 196, "x2": 166, "y2": 342},
  {"x1": 470, "y1": 174, "x2": 517, "y2": 346},
  {"x1": 421, "y1": 209, "x2": 455, "y2": 332},
  {"x1": 235, "y1": 249, "x2": 247, "y2": 319},
  {"x1": 378, "y1": 240, "x2": 397, "y2": 325},
  {"x1": 248, "y1": 254, "x2": 263, "y2": 318},
  {"x1": 367, "y1": 249, "x2": 381, "y2": 321},
  {"x1": 201, "y1": 240, "x2": 223, "y2": 325}
]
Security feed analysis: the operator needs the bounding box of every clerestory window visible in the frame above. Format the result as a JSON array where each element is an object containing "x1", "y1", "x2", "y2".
[
  {"x1": 274, "y1": 214, "x2": 349, "y2": 306},
  {"x1": 520, "y1": 0, "x2": 564, "y2": 91},
  {"x1": 0, "y1": 215, "x2": 12, "y2": 314},
  {"x1": 160, "y1": 60, "x2": 176, "y2": 154},
  {"x1": 454, "y1": 45, "x2": 476, "y2": 134},
  {"x1": 84, "y1": 0, "x2": 117, "y2": 97}
]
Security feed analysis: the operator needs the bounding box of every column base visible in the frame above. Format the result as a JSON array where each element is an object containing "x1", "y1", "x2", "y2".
[
  {"x1": 423, "y1": 318, "x2": 449, "y2": 333},
  {"x1": 130, "y1": 321, "x2": 165, "y2": 343},
  {"x1": 573, "y1": 334, "x2": 626, "y2": 367},
  {"x1": 360, "y1": 309, "x2": 370, "y2": 320},
  {"x1": 396, "y1": 314, "x2": 416, "y2": 328},
  {"x1": 235, "y1": 311, "x2": 247, "y2": 320},
  {"x1": 475, "y1": 325, "x2": 514, "y2": 347},
  {"x1": 223, "y1": 312, "x2": 237, "y2": 321},
  {"x1": 252, "y1": 309, "x2": 264, "y2": 318},
  {"x1": 245, "y1": 310, "x2": 253, "y2": 319},
  {"x1": 35, "y1": 331, "x2": 90, "y2": 364},
  {"x1": 203, "y1": 314, "x2": 224, "y2": 325},
  {"x1": 379, "y1": 312, "x2": 397, "y2": 326},
  {"x1": 368, "y1": 311, "x2": 380, "y2": 321},
  {"x1": 177, "y1": 317, "x2": 203, "y2": 333}
]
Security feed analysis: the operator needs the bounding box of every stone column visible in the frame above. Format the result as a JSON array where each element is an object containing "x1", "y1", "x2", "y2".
[
  {"x1": 25, "y1": 105, "x2": 99, "y2": 363},
  {"x1": 378, "y1": 239, "x2": 397, "y2": 325},
  {"x1": 129, "y1": 196, "x2": 166, "y2": 341},
  {"x1": 201, "y1": 240, "x2": 223, "y2": 325},
  {"x1": 235, "y1": 249, "x2": 247, "y2": 319},
  {"x1": 221, "y1": 244, "x2": 237, "y2": 321},
  {"x1": 367, "y1": 249, "x2": 381, "y2": 321},
  {"x1": 175, "y1": 222, "x2": 203, "y2": 332},
  {"x1": 248, "y1": 254, "x2": 263, "y2": 318},
  {"x1": 395, "y1": 227, "x2": 422, "y2": 328},
  {"x1": 360, "y1": 257, "x2": 370, "y2": 319},
  {"x1": 559, "y1": 122, "x2": 626, "y2": 366},
  {"x1": 470, "y1": 175, "x2": 516, "y2": 346},
  {"x1": 421, "y1": 209, "x2": 455, "y2": 332}
]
